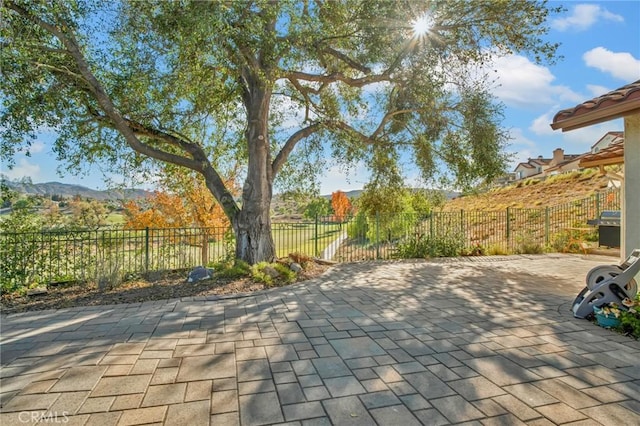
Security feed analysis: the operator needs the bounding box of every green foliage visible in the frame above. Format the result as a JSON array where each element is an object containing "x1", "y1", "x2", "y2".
[
  {"x1": 356, "y1": 182, "x2": 440, "y2": 244},
  {"x1": 212, "y1": 260, "x2": 251, "y2": 280},
  {"x1": 395, "y1": 231, "x2": 466, "y2": 258},
  {"x1": 304, "y1": 197, "x2": 330, "y2": 220},
  {"x1": 347, "y1": 211, "x2": 369, "y2": 241},
  {"x1": 93, "y1": 256, "x2": 123, "y2": 291},
  {"x1": 249, "y1": 262, "x2": 296, "y2": 287},
  {"x1": 273, "y1": 263, "x2": 297, "y2": 285},
  {"x1": 0, "y1": 190, "x2": 47, "y2": 293},
  {"x1": 2, "y1": 0, "x2": 562, "y2": 263},
  {"x1": 486, "y1": 244, "x2": 510, "y2": 256},
  {"x1": 617, "y1": 294, "x2": 640, "y2": 339},
  {"x1": 222, "y1": 229, "x2": 236, "y2": 264},
  {"x1": 462, "y1": 243, "x2": 486, "y2": 256},
  {"x1": 619, "y1": 310, "x2": 640, "y2": 339},
  {"x1": 550, "y1": 231, "x2": 574, "y2": 253},
  {"x1": 514, "y1": 232, "x2": 544, "y2": 254}
]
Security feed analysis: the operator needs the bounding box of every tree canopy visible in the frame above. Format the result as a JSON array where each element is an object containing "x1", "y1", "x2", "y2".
[{"x1": 1, "y1": 0, "x2": 561, "y2": 263}]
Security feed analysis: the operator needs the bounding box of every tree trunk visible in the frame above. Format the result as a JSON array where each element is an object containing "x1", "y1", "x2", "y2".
[
  {"x1": 233, "y1": 73, "x2": 276, "y2": 264},
  {"x1": 234, "y1": 199, "x2": 276, "y2": 264}
]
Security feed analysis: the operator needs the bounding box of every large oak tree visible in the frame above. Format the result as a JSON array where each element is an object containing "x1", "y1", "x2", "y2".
[{"x1": 1, "y1": 0, "x2": 560, "y2": 264}]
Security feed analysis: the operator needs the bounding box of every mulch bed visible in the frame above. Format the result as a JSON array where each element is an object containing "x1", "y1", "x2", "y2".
[{"x1": 1, "y1": 262, "x2": 331, "y2": 314}]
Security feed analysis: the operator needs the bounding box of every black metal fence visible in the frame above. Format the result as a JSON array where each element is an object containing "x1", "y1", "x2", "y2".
[{"x1": 0, "y1": 188, "x2": 621, "y2": 292}]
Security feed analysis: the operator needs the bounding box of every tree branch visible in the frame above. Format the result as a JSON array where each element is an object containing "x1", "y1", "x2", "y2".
[
  {"x1": 272, "y1": 122, "x2": 322, "y2": 176},
  {"x1": 318, "y1": 46, "x2": 371, "y2": 74},
  {"x1": 33, "y1": 62, "x2": 84, "y2": 81},
  {"x1": 7, "y1": 1, "x2": 241, "y2": 217},
  {"x1": 285, "y1": 70, "x2": 391, "y2": 87}
]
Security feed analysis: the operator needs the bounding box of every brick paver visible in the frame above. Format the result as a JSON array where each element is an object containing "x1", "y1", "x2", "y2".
[{"x1": 2, "y1": 255, "x2": 640, "y2": 425}]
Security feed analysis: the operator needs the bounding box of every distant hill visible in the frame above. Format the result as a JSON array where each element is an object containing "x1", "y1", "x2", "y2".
[
  {"x1": 320, "y1": 189, "x2": 363, "y2": 199},
  {"x1": 2, "y1": 180, "x2": 152, "y2": 201},
  {"x1": 442, "y1": 169, "x2": 616, "y2": 212}
]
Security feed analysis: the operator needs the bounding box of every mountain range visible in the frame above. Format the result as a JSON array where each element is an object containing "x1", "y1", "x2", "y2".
[{"x1": 2, "y1": 180, "x2": 153, "y2": 201}]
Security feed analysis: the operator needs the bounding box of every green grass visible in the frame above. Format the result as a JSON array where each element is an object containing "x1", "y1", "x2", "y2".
[
  {"x1": 272, "y1": 222, "x2": 343, "y2": 257},
  {"x1": 105, "y1": 212, "x2": 126, "y2": 225}
]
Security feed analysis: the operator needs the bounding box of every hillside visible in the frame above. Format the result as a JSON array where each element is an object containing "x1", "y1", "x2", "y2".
[
  {"x1": 442, "y1": 169, "x2": 616, "y2": 212},
  {"x1": 2, "y1": 180, "x2": 152, "y2": 200}
]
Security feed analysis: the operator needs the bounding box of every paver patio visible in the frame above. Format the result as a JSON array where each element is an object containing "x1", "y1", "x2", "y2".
[{"x1": 1, "y1": 254, "x2": 639, "y2": 425}]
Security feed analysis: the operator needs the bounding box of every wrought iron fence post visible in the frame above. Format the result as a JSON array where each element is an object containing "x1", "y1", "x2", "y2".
[
  {"x1": 144, "y1": 227, "x2": 150, "y2": 273},
  {"x1": 314, "y1": 215, "x2": 319, "y2": 257},
  {"x1": 595, "y1": 192, "x2": 600, "y2": 218},
  {"x1": 429, "y1": 212, "x2": 434, "y2": 239},
  {"x1": 506, "y1": 207, "x2": 511, "y2": 242},
  {"x1": 545, "y1": 207, "x2": 550, "y2": 246},
  {"x1": 376, "y1": 212, "x2": 380, "y2": 259}
]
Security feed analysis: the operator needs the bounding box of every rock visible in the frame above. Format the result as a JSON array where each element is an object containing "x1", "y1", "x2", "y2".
[
  {"x1": 290, "y1": 262, "x2": 303, "y2": 273},
  {"x1": 27, "y1": 287, "x2": 48, "y2": 296},
  {"x1": 262, "y1": 265, "x2": 280, "y2": 279},
  {"x1": 187, "y1": 266, "x2": 214, "y2": 283}
]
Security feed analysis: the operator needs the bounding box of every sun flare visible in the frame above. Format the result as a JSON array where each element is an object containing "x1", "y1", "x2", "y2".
[{"x1": 412, "y1": 13, "x2": 433, "y2": 37}]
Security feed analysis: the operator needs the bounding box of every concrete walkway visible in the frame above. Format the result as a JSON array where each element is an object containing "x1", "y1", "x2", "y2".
[{"x1": 1, "y1": 254, "x2": 639, "y2": 425}]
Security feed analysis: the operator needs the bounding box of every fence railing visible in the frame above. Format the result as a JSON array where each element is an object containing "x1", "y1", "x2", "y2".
[{"x1": 0, "y1": 188, "x2": 621, "y2": 292}]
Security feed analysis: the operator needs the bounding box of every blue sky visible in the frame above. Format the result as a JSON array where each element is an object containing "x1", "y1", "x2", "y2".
[{"x1": 2, "y1": 1, "x2": 639, "y2": 195}]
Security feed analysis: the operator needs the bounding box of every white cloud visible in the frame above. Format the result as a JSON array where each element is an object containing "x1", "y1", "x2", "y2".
[
  {"x1": 1, "y1": 158, "x2": 42, "y2": 181},
  {"x1": 489, "y1": 55, "x2": 582, "y2": 108},
  {"x1": 529, "y1": 109, "x2": 622, "y2": 147},
  {"x1": 30, "y1": 141, "x2": 46, "y2": 153},
  {"x1": 560, "y1": 122, "x2": 623, "y2": 146},
  {"x1": 586, "y1": 84, "x2": 612, "y2": 97},
  {"x1": 508, "y1": 128, "x2": 538, "y2": 148},
  {"x1": 506, "y1": 129, "x2": 540, "y2": 170},
  {"x1": 19, "y1": 140, "x2": 46, "y2": 155},
  {"x1": 529, "y1": 110, "x2": 558, "y2": 136},
  {"x1": 583, "y1": 47, "x2": 640, "y2": 81},
  {"x1": 552, "y1": 4, "x2": 623, "y2": 32},
  {"x1": 319, "y1": 163, "x2": 369, "y2": 195}
]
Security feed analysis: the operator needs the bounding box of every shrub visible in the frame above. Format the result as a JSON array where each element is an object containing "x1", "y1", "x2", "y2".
[
  {"x1": 347, "y1": 211, "x2": 368, "y2": 241},
  {"x1": 0, "y1": 195, "x2": 47, "y2": 294},
  {"x1": 249, "y1": 262, "x2": 297, "y2": 287},
  {"x1": 213, "y1": 260, "x2": 251, "y2": 279},
  {"x1": 487, "y1": 244, "x2": 509, "y2": 255},
  {"x1": 618, "y1": 295, "x2": 640, "y2": 339},
  {"x1": 462, "y1": 243, "x2": 486, "y2": 256},
  {"x1": 94, "y1": 256, "x2": 123, "y2": 291},
  {"x1": 515, "y1": 232, "x2": 543, "y2": 254},
  {"x1": 395, "y1": 231, "x2": 466, "y2": 258}
]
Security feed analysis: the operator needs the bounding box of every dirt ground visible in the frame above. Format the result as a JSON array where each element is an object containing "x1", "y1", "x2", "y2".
[{"x1": 1, "y1": 262, "x2": 331, "y2": 315}]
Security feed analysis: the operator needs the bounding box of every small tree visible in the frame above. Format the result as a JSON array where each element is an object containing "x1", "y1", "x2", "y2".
[
  {"x1": 124, "y1": 170, "x2": 237, "y2": 264},
  {"x1": 304, "y1": 197, "x2": 330, "y2": 220},
  {"x1": 68, "y1": 199, "x2": 108, "y2": 230},
  {"x1": 331, "y1": 191, "x2": 353, "y2": 223}
]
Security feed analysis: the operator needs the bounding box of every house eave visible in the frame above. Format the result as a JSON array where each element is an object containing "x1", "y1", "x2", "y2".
[{"x1": 551, "y1": 99, "x2": 640, "y2": 132}]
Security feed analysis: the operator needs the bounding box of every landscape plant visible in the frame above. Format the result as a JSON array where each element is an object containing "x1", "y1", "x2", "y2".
[
  {"x1": 331, "y1": 191, "x2": 353, "y2": 224},
  {"x1": 618, "y1": 296, "x2": 640, "y2": 339},
  {"x1": 0, "y1": 188, "x2": 48, "y2": 293},
  {"x1": 250, "y1": 262, "x2": 297, "y2": 287},
  {"x1": 2, "y1": 0, "x2": 561, "y2": 264},
  {"x1": 303, "y1": 197, "x2": 330, "y2": 220},
  {"x1": 514, "y1": 231, "x2": 544, "y2": 254},
  {"x1": 395, "y1": 229, "x2": 466, "y2": 258}
]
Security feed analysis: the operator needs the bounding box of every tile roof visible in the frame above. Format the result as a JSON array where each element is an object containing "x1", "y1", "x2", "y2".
[
  {"x1": 579, "y1": 139, "x2": 624, "y2": 168},
  {"x1": 529, "y1": 158, "x2": 551, "y2": 166},
  {"x1": 551, "y1": 80, "x2": 640, "y2": 131}
]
